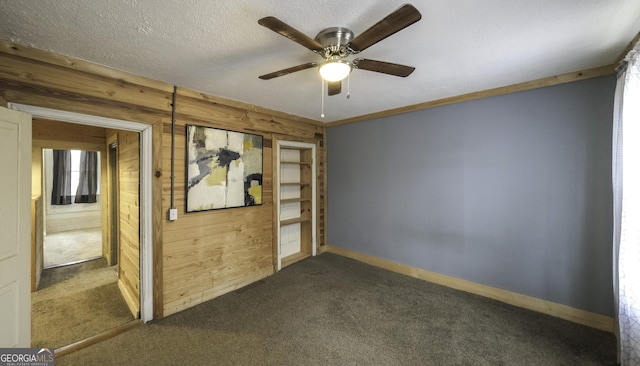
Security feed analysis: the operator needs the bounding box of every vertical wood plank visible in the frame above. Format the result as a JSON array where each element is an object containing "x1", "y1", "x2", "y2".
[
  {"x1": 152, "y1": 120, "x2": 164, "y2": 319},
  {"x1": 118, "y1": 130, "x2": 141, "y2": 318}
]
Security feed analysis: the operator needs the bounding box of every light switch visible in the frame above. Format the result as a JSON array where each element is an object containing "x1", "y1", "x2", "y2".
[{"x1": 168, "y1": 208, "x2": 178, "y2": 221}]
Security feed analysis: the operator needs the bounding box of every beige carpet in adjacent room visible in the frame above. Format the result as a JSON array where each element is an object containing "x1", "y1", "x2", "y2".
[
  {"x1": 44, "y1": 228, "x2": 102, "y2": 268},
  {"x1": 32, "y1": 259, "x2": 134, "y2": 349}
]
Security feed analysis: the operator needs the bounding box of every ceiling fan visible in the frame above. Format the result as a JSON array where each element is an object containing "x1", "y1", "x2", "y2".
[{"x1": 258, "y1": 4, "x2": 422, "y2": 96}]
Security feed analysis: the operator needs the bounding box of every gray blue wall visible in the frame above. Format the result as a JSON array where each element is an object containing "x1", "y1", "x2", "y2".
[{"x1": 327, "y1": 75, "x2": 615, "y2": 316}]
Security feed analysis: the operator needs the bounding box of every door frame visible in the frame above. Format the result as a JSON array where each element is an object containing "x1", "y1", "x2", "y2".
[
  {"x1": 108, "y1": 142, "x2": 120, "y2": 268},
  {"x1": 9, "y1": 103, "x2": 154, "y2": 323}
]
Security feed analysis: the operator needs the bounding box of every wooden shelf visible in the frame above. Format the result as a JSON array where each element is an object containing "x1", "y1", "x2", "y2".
[
  {"x1": 280, "y1": 182, "x2": 311, "y2": 186},
  {"x1": 281, "y1": 160, "x2": 311, "y2": 165},
  {"x1": 280, "y1": 197, "x2": 311, "y2": 204},
  {"x1": 281, "y1": 252, "x2": 310, "y2": 268},
  {"x1": 280, "y1": 216, "x2": 311, "y2": 226},
  {"x1": 281, "y1": 145, "x2": 314, "y2": 151}
]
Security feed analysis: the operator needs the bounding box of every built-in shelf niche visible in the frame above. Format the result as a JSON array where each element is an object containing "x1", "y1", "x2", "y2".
[{"x1": 276, "y1": 140, "x2": 316, "y2": 270}]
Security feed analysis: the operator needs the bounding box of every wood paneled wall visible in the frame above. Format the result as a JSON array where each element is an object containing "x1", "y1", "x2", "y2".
[
  {"x1": 118, "y1": 130, "x2": 141, "y2": 318},
  {"x1": 32, "y1": 118, "x2": 107, "y2": 148},
  {"x1": 0, "y1": 40, "x2": 326, "y2": 318}
]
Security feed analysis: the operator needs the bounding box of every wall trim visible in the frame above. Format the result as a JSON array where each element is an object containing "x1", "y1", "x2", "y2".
[
  {"x1": 323, "y1": 244, "x2": 614, "y2": 332},
  {"x1": 326, "y1": 64, "x2": 615, "y2": 127}
]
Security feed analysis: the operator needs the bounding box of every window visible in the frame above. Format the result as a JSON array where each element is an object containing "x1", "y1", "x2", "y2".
[{"x1": 48, "y1": 149, "x2": 100, "y2": 205}]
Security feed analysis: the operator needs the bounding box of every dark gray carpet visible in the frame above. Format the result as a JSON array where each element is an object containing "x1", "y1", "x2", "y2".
[
  {"x1": 32, "y1": 259, "x2": 134, "y2": 349},
  {"x1": 56, "y1": 253, "x2": 616, "y2": 365}
]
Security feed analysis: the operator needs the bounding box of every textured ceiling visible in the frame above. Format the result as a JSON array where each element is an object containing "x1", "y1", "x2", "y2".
[{"x1": 1, "y1": 0, "x2": 640, "y2": 123}]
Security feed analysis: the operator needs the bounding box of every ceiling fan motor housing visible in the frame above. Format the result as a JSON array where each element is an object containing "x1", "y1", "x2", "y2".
[{"x1": 315, "y1": 27, "x2": 354, "y2": 58}]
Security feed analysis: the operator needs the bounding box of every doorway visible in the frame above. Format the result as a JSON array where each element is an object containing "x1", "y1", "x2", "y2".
[
  {"x1": 42, "y1": 148, "x2": 103, "y2": 269},
  {"x1": 9, "y1": 103, "x2": 154, "y2": 324},
  {"x1": 29, "y1": 121, "x2": 138, "y2": 349}
]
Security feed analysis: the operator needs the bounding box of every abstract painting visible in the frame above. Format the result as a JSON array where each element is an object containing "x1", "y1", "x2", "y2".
[{"x1": 186, "y1": 125, "x2": 263, "y2": 212}]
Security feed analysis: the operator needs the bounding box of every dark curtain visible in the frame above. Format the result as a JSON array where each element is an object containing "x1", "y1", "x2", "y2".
[
  {"x1": 75, "y1": 151, "x2": 98, "y2": 203},
  {"x1": 51, "y1": 149, "x2": 72, "y2": 205}
]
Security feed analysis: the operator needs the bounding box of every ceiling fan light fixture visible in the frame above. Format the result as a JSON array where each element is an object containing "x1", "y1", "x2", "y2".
[
  {"x1": 319, "y1": 59, "x2": 351, "y2": 82},
  {"x1": 258, "y1": 4, "x2": 422, "y2": 97}
]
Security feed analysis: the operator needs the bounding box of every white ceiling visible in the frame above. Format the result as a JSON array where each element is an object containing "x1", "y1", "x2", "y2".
[{"x1": 1, "y1": 1, "x2": 639, "y2": 123}]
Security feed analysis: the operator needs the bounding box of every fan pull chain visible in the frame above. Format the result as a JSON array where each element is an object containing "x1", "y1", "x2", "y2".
[
  {"x1": 321, "y1": 79, "x2": 325, "y2": 118},
  {"x1": 347, "y1": 74, "x2": 351, "y2": 99}
]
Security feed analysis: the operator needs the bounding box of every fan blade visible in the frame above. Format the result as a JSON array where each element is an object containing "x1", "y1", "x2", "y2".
[
  {"x1": 259, "y1": 62, "x2": 318, "y2": 80},
  {"x1": 349, "y1": 4, "x2": 422, "y2": 52},
  {"x1": 258, "y1": 16, "x2": 325, "y2": 52},
  {"x1": 354, "y1": 59, "x2": 415, "y2": 77},
  {"x1": 328, "y1": 81, "x2": 342, "y2": 96}
]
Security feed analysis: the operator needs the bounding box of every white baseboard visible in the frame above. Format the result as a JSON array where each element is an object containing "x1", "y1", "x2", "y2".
[{"x1": 323, "y1": 244, "x2": 614, "y2": 333}]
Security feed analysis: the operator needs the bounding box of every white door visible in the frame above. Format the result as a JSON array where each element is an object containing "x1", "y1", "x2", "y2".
[{"x1": 0, "y1": 106, "x2": 32, "y2": 347}]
